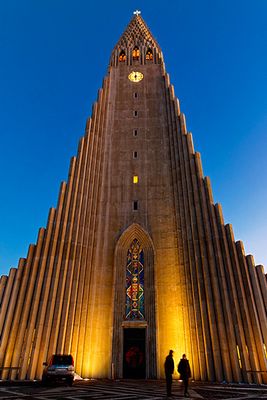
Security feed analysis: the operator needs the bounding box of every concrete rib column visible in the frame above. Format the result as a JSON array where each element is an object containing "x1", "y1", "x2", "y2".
[
  {"x1": 236, "y1": 247, "x2": 267, "y2": 383},
  {"x1": 0, "y1": 276, "x2": 8, "y2": 305},
  {"x1": 1, "y1": 246, "x2": 35, "y2": 378},
  {"x1": 57, "y1": 138, "x2": 86, "y2": 353},
  {"x1": 0, "y1": 258, "x2": 25, "y2": 377},
  {"x1": 182, "y1": 134, "x2": 213, "y2": 380},
  {"x1": 214, "y1": 203, "x2": 250, "y2": 382},
  {"x1": 236, "y1": 242, "x2": 267, "y2": 383},
  {"x1": 247, "y1": 256, "x2": 267, "y2": 344},
  {"x1": 194, "y1": 153, "x2": 232, "y2": 382},
  {"x1": 174, "y1": 114, "x2": 204, "y2": 380},
  {"x1": 225, "y1": 224, "x2": 261, "y2": 384},
  {"x1": 19, "y1": 209, "x2": 56, "y2": 379},
  {"x1": 165, "y1": 88, "x2": 199, "y2": 378},
  {"x1": 79, "y1": 85, "x2": 109, "y2": 376},
  {"x1": 204, "y1": 178, "x2": 242, "y2": 382},
  {"x1": 81, "y1": 82, "x2": 110, "y2": 377},
  {"x1": 172, "y1": 126, "x2": 195, "y2": 371},
  {"x1": 187, "y1": 139, "x2": 222, "y2": 381},
  {"x1": 176, "y1": 116, "x2": 209, "y2": 380},
  {"x1": 0, "y1": 268, "x2": 16, "y2": 340},
  {"x1": 256, "y1": 265, "x2": 267, "y2": 312},
  {"x1": 70, "y1": 100, "x2": 102, "y2": 375},
  {"x1": 67, "y1": 99, "x2": 102, "y2": 369},
  {"x1": 56, "y1": 141, "x2": 86, "y2": 353},
  {"x1": 9, "y1": 228, "x2": 45, "y2": 379},
  {"x1": 35, "y1": 172, "x2": 75, "y2": 376},
  {"x1": 28, "y1": 183, "x2": 67, "y2": 379},
  {"x1": 89, "y1": 73, "x2": 127, "y2": 378},
  {"x1": 63, "y1": 130, "x2": 92, "y2": 356},
  {"x1": 36, "y1": 158, "x2": 78, "y2": 372},
  {"x1": 46, "y1": 157, "x2": 77, "y2": 357}
]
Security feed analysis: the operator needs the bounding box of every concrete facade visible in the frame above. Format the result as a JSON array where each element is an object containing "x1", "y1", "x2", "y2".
[{"x1": 0, "y1": 14, "x2": 267, "y2": 383}]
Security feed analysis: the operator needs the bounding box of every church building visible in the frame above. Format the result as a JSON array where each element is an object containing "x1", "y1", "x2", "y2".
[{"x1": 0, "y1": 12, "x2": 267, "y2": 383}]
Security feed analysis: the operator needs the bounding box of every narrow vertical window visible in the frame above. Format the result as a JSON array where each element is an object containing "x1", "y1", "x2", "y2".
[
  {"x1": 125, "y1": 239, "x2": 144, "y2": 320},
  {"x1": 134, "y1": 110, "x2": 138, "y2": 117},
  {"x1": 133, "y1": 200, "x2": 138, "y2": 210},
  {"x1": 134, "y1": 92, "x2": 138, "y2": 98},
  {"x1": 133, "y1": 151, "x2": 138, "y2": 159},
  {"x1": 133, "y1": 175, "x2": 138, "y2": 184},
  {"x1": 133, "y1": 129, "x2": 138, "y2": 137}
]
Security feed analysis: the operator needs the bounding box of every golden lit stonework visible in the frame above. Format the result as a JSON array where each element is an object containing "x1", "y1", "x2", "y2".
[
  {"x1": 1, "y1": 11, "x2": 267, "y2": 386},
  {"x1": 128, "y1": 71, "x2": 143, "y2": 82}
]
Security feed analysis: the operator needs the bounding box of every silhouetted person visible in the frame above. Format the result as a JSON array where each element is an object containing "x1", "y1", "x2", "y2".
[
  {"x1": 178, "y1": 354, "x2": 191, "y2": 397},
  {"x1": 164, "y1": 350, "x2": 174, "y2": 397}
]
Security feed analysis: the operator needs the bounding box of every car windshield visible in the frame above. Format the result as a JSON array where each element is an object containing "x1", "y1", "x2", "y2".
[{"x1": 51, "y1": 355, "x2": 73, "y2": 365}]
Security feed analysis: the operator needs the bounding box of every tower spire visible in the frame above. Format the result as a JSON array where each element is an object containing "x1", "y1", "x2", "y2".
[
  {"x1": 1, "y1": 12, "x2": 266, "y2": 385},
  {"x1": 110, "y1": 13, "x2": 162, "y2": 66}
]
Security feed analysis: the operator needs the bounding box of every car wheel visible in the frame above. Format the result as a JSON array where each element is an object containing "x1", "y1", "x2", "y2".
[{"x1": 67, "y1": 378, "x2": 73, "y2": 386}]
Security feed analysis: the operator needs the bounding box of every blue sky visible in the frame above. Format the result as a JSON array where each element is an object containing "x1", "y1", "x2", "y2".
[{"x1": 0, "y1": 0, "x2": 266, "y2": 275}]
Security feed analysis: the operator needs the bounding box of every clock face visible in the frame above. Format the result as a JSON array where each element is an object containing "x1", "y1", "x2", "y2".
[{"x1": 128, "y1": 71, "x2": 144, "y2": 83}]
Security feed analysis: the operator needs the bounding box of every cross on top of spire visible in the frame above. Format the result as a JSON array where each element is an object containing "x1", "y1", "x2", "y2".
[{"x1": 133, "y1": 10, "x2": 141, "y2": 16}]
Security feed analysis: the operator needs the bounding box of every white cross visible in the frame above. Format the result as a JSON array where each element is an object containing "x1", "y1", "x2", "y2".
[{"x1": 133, "y1": 10, "x2": 141, "y2": 16}]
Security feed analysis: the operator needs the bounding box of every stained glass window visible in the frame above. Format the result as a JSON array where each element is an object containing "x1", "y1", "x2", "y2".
[{"x1": 125, "y1": 239, "x2": 145, "y2": 320}]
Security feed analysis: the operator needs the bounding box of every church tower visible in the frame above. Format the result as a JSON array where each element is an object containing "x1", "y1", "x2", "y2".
[{"x1": 1, "y1": 12, "x2": 267, "y2": 383}]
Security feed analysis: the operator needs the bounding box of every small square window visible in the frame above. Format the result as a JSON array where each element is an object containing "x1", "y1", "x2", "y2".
[
  {"x1": 133, "y1": 175, "x2": 138, "y2": 184},
  {"x1": 133, "y1": 200, "x2": 138, "y2": 210},
  {"x1": 133, "y1": 151, "x2": 138, "y2": 159}
]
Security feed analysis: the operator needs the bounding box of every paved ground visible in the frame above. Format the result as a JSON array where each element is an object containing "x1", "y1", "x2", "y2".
[{"x1": 0, "y1": 379, "x2": 267, "y2": 399}]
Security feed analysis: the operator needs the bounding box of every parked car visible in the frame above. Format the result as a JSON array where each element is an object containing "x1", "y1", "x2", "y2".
[{"x1": 42, "y1": 354, "x2": 74, "y2": 385}]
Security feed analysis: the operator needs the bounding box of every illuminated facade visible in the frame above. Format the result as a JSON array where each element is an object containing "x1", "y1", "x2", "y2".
[{"x1": 1, "y1": 13, "x2": 267, "y2": 383}]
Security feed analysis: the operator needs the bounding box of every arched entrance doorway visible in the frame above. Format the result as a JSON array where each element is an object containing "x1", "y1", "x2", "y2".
[{"x1": 112, "y1": 223, "x2": 156, "y2": 379}]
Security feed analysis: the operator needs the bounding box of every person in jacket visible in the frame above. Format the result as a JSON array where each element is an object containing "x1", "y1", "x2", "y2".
[
  {"x1": 164, "y1": 350, "x2": 174, "y2": 397},
  {"x1": 177, "y1": 354, "x2": 191, "y2": 397}
]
